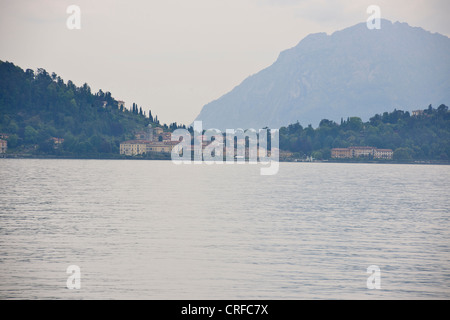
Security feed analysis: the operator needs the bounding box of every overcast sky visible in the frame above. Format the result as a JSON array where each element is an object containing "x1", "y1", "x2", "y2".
[{"x1": 1, "y1": 0, "x2": 449, "y2": 125}]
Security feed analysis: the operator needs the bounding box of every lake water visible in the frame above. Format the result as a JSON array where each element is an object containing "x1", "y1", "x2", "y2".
[{"x1": 0, "y1": 159, "x2": 449, "y2": 299}]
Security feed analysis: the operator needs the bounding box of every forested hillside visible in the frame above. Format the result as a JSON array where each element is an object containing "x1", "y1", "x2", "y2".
[
  {"x1": 280, "y1": 106, "x2": 450, "y2": 161},
  {"x1": 0, "y1": 60, "x2": 182, "y2": 156}
]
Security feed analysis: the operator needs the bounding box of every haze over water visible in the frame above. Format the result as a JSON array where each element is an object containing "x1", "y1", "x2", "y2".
[{"x1": 0, "y1": 159, "x2": 449, "y2": 299}]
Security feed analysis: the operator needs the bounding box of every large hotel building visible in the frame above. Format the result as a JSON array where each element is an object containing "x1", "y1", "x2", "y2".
[
  {"x1": 331, "y1": 146, "x2": 393, "y2": 159},
  {"x1": 120, "y1": 125, "x2": 179, "y2": 156}
]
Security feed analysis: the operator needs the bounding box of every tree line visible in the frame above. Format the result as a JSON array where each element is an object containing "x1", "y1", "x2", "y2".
[{"x1": 279, "y1": 105, "x2": 449, "y2": 161}]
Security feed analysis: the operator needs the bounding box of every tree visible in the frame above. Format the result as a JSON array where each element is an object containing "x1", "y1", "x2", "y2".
[
  {"x1": 393, "y1": 147, "x2": 413, "y2": 161},
  {"x1": 437, "y1": 104, "x2": 448, "y2": 114},
  {"x1": 7, "y1": 134, "x2": 19, "y2": 148},
  {"x1": 347, "y1": 117, "x2": 363, "y2": 131},
  {"x1": 311, "y1": 150, "x2": 323, "y2": 160},
  {"x1": 319, "y1": 119, "x2": 336, "y2": 128},
  {"x1": 24, "y1": 126, "x2": 38, "y2": 144},
  {"x1": 38, "y1": 139, "x2": 55, "y2": 154}
]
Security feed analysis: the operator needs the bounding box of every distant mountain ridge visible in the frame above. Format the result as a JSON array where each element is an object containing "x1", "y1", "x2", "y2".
[{"x1": 194, "y1": 19, "x2": 450, "y2": 130}]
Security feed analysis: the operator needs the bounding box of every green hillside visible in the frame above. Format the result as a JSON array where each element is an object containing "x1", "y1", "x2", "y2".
[
  {"x1": 0, "y1": 60, "x2": 183, "y2": 157},
  {"x1": 279, "y1": 106, "x2": 450, "y2": 161}
]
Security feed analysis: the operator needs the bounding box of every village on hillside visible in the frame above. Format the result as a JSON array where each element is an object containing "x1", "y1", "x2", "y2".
[{"x1": 119, "y1": 125, "x2": 179, "y2": 156}]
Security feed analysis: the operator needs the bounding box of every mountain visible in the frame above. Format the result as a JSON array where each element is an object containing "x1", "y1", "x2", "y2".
[{"x1": 193, "y1": 19, "x2": 450, "y2": 130}]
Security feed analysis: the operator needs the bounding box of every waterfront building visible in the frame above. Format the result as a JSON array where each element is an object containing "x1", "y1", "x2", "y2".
[
  {"x1": 374, "y1": 148, "x2": 394, "y2": 159},
  {"x1": 349, "y1": 146, "x2": 375, "y2": 158},
  {"x1": 331, "y1": 148, "x2": 352, "y2": 159},
  {"x1": 120, "y1": 139, "x2": 178, "y2": 156},
  {"x1": 331, "y1": 146, "x2": 393, "y2": 160},
  {"x1": 120, "y1": 140, "x2": 148, "y2": 156},
  {"x1": 0, "y1": 139, "x2": 7, "y2": 153}
]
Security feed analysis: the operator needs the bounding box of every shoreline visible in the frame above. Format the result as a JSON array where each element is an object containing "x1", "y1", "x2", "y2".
[{"x1": 1, "y1": 153, "x2": 449, "y2": 165}]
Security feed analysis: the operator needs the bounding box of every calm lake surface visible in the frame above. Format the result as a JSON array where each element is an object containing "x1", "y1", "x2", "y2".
[{"x1": 0, "y1": 159, "x2": 449, "y2": 299}]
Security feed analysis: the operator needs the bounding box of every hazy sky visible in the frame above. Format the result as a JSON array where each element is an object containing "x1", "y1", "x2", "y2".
[{"x1": 1, "y1": 0, "x2": 449, "y2": 125}]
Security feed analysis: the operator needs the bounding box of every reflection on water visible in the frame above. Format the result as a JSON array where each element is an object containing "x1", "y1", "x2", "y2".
[{"x1": 0, "y1": 159, "x2": 449, "y2": 299}]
